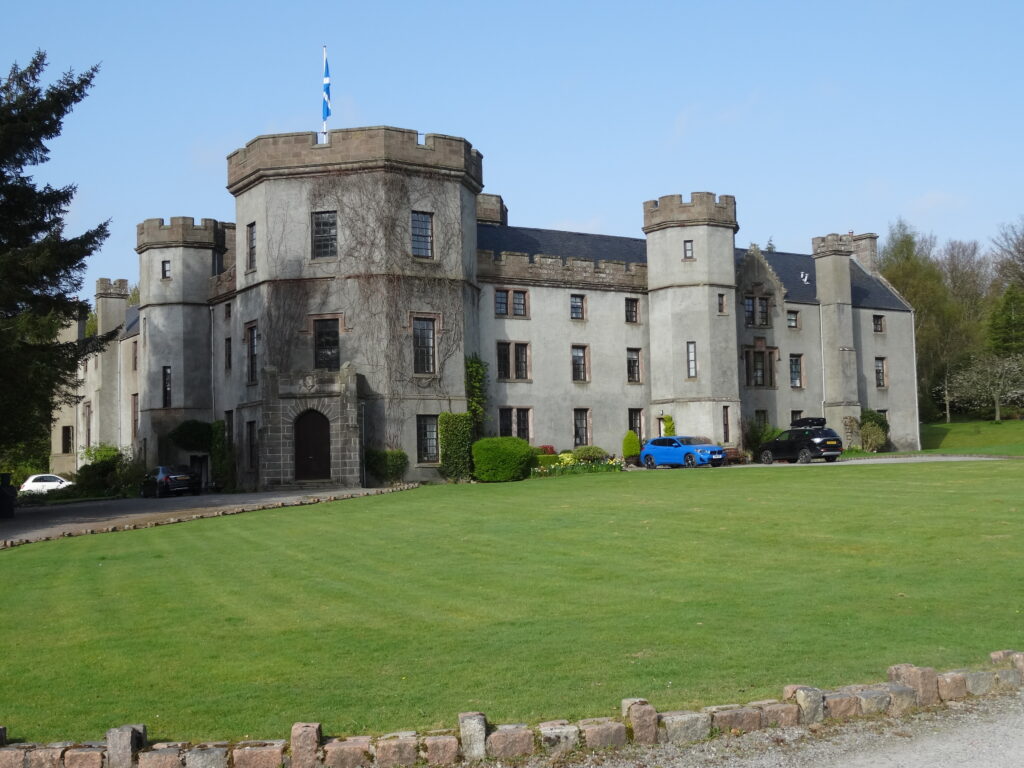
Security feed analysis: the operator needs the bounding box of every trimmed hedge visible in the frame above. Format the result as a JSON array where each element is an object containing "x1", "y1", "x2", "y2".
[
  {"x1": 365, "y1": 449, "x2": 408, "y2": 484},
  {"x1": 622, "y1": 430, "x2": 641, "y2": 460},
  {"x1": 439, "y1": 412, "x2": 474, "y2": 480},
  {"x1": 471, "y1": 437, "x2": 535, "y2": 482},
  {"x1": 572, "y1": 445, "x2": 609, "y2": 463}
]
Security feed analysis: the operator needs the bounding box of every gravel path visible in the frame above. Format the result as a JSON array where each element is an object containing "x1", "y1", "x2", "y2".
[{"x1": 526, "y1": 693, "x2": 1024, "y2": 768}]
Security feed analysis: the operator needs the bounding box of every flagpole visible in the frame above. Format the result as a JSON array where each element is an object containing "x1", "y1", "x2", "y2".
[{"x1": 321, "y1": 45, "x2": 331, "y2": 144}]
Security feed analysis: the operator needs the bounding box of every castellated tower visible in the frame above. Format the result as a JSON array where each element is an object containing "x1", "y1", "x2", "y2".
[
  {"x1": 643, "y1": 193, "x2": 741, "y2": 444},
  {"x1": 135, "y1": 217, "x2": 226, "y2": 464},
  {"x1": 811, "y1": 233, "x2": 861, "y2": 429}
]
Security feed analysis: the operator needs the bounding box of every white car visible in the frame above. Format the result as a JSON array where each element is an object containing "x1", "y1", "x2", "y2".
[{"x1": 19, "y1": 474, "x2": 74, "y2": 494}]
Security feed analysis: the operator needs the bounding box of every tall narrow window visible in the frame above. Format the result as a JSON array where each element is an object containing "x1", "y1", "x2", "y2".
[
  {"x1": 573, "y1": 408, "x2": 590, "y2": 446},
  {"x1": 224, "y1": 337, "x2": 232, "y2": 372},
  {"x1": 314, "y1": 318, "x2": 340, "y2": 371},
  {"x1": 722, "y1": 406, "x2": 730, "y2": 444},
  {"x1": 496, "y1": 341, "x2": 511, "y2": 379},
  {"x1": 683, "y1": 240, "x2": 694, "y2": 260},
  {"x1": 516, "y1": 408, "x2": 530, "y2": 441},
  {"x1": 162, "y1": 366, "x2": 172, "y2": 408},
  {"x1": 246, "y1": 324, "x2": 258, "y2": 384},
  {"x1": 757, "y1": 297, "x2": 770, "y2": 326},
  {"x1": 512, "y1": 290, "x2": 527, "y2": 317},
  {"x1": 246, "y1": 420, "x2": 257, "y2": 470},
  {"x1": 84, "y1": 402, "x2": 91, "y2": 447},
  {"x1": 131, "y1": 393, "x2": 139, "y2": 439},
  {"x1": 752, "y1": 352, "x2": 766, "y2": 386},
  {"x1": 212, "y1": 249, "x2": 224, "y2": 276},
  {"x1": 875, "y1": 357, "x2": 888, "y2": 388},
  {"x1": 625, "y1": 297, "x2": 639, "y2": 323},
  {"x1": 570, "y1": 294, "x2": 585, "y2": 320},
  {"x1": 499, "y1": 407, "x2": 513, "y2": 437},
  {"x1": 571, "y1": 345, "x2": 588, "y2": 381},
  {"x1": 417, "y1": 415, "x2": 439, "y2": 462},
  {"x1": 311, "y1": 211, "x2": 337, "y2": 259},
  {"x1": 628, "y1": 408, "x2": 643, "y2": 439},
  {"x1": 514, "y1": 343, "x2": 529, "y2": 380},
  {"x1": 789, "y1": 354, "x2": 803, "y2": 388},
  {"x1": 413, "y1": 317, "x2": 436, "y2": 374},
  {"x1": 717, "y1": 293, "x2": 727, "y2": 314},
  {"x1": 686, "y1": 341, "x2": 697, "y2": 378},
  {"x1": 411, "y1": 211, "x2": 433, "y2": 258},
  {"x1": 132, "y1": 340, "x2": 138, "y2": 371},
  {"x1": 161, "y1": 260, "x2": 171, "y2": 279},
  {"x1": 61, "y1": 426, "x2": 74, "y2": 454},
  {"x1": 246, "y1": 222, "x2": 256, "y2": 270},
  {"x1": 494, "y1": 289, "x2": 509, "y2": 316},
  {"x1": 744, "y1": 297, "x2": 755, "y2": 326},
  {"x1": 627, "y1": 348, "x2": 641, "y2": 383},
  {"x1": 224, "y1": 410, "x2": 234, "y2": 446}
]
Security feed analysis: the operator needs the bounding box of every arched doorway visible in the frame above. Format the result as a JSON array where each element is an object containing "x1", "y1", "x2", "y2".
[{"x1": 294, "y1": 409, "x2": 331, "y2": 480}]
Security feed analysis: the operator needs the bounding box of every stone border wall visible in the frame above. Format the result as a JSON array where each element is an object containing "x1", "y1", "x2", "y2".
[{"x1": 2, "y1": 651, "x2": 1022, "y2": 767}]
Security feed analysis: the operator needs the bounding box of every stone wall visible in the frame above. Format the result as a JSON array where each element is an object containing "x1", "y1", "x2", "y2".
[{"x1": 2, "y1": 651, "x2": 1022, "y2": 766}]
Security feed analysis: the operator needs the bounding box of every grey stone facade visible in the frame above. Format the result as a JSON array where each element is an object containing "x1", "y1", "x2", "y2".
[{"x1": 51, "y1": 125, "x2": 919, "y2": 486}]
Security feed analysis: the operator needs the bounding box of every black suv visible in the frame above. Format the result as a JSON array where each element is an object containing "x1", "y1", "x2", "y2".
[
  {"x1": 758, "y1": 418, "x2": 843, "y2": 464},
  {"x1": 141, "y1": 465, "x2": 202, "y2": 497}
]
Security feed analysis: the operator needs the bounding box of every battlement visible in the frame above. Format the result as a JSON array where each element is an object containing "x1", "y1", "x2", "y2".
[
  {"x1": 136, "y1": 217, "x2": 228, "y2": 253},
  {"x1": 812, "y1": 233, "x2": 855, "y2": 257},
  {"x1": 477, "y1": 193, "x2": 508, "y2": 225},
  {"x1": 226, "y1": 127, "x2": 484, "y2": 196},
  {"x1": 477, "y1": 250, "x2": 647, "y2": 291},
  {"x1": 95, "y1": 278, "x2": 130, "y2": 298},
  {"x1": 642, "y1": 192, "x2": 738, "y2": 234}
]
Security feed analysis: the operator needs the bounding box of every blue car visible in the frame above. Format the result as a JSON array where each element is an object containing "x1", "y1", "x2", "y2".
[{"x1": 640, "y1": 436, "x2": 726, "y2": 469}]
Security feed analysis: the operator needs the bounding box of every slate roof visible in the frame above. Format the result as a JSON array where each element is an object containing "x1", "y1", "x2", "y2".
[
  {"x1": 121, "y1": 305, "x2": 140, "y2": 338},
  {"x1": 478, "y1": 223, "x2": 911, "y2": 312}
]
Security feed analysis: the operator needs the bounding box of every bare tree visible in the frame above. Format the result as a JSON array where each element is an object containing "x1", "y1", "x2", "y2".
[{"x1": 992, "y1": 217, "x2": 1024, "y2": 289}]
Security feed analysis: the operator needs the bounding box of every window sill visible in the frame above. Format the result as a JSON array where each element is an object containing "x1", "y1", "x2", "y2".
[
  {"x1": 496, "y1": 378, "x2": 532, "y2": 383},
  {"x1": 495, "y1": 314, "x2": 531, "y2": 320},
  {"x1": 628, "y1": 380, "x2": 643, "y2": 385},
  {"x1": 417, "y1": 461, "x2": 440, "y2": 467}
]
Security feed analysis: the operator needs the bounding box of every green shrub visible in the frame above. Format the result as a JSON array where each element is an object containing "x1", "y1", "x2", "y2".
[
  {"x1": 662, "y1": 415, "x2": 676, "y2": 436},
  {"x1": 536, "y1": 454, "x2": 561, "y2": 468},
  {"x1": 210, "y1": 420, "x2": 236, "y2": 491},
  {"x1": 742, "y1": 419, "x2": 782, "y2": 452},
  {"x1": 365, "y1": 449, "x2": 408, "y2": 484},
  {"x1": 572, "y1": 445, "x2": 609, "y2": 463},
  {"x1": 438, "y1": 412, "x2": 474, "y2": 480},
  {"x1": 168, "y1": 420, "x2": 213, "y2": 453},
  {"x1": 622, "y1": 430, "x2": 641, "y2": 459},
  {"x1": 860, "y1": 422, "x2": 887, "y2": 452},
  {"x1": 860, "y1": 409, "x2": 891, "y2": 445},
  {"x1": 464, "y1": 355, "x2": 488, "y2": 439},
  {"x1": 472, "y1": 437, "x2": 535, "y2": 482}
]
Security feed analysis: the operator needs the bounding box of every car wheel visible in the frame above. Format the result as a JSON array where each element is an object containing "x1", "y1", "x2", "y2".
[
  {"x1": 760, "y1": 449, "x2": 774, "y2": 465},
  {"x1": 797, "y1": 448, "x2": 813, "y2": 464},
  {"x1": 825, "y1": 456, "x2": 838, "y2": 463},
  {"x1": 684, "y1": 453, "x2": 697, "y2": 468},
  {"x1": 643, "y1": 455, "x2": 656, "y2": 469}
]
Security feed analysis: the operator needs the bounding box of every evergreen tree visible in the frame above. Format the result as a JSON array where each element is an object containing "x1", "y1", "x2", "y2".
[
  {"x1": 0, "y1": 52, "x2": 115, "y2": 448},
  {"x1": 988, "y1": 284, "x2": 1024, "y2": 357}
]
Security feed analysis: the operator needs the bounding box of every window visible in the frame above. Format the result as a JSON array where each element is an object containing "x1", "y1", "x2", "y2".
[
  {"x1": 875, "y1": 357, "x2": 888, "y2": 388},
  {"x1": 499, "y1": 407, "x2": 531, "y2": 440},
  {"x1": 755, "y1": 409, "x2": 768, "y2": 429},
  {"x1": 717, "y1": 294, "x2": 727, "y2": 314},
  {"x1": 246, "y1": 420, "x2": 257, "y2": 470},
  {"x1": 745, "y1": 295, "x2": 771, "y2": 326},
  {"x1": 573, "y1": 408, "x2": 590, "y2": 446},
  {"x1": 873, "y1": 314, "x2": 886, "y2": 333},
  {"x1": 744, "y1": 297, "x2": 755, "y2": 326},
  {"x1": 162, "y1": 366, "x2": 172, "y2": 408},
  {"x1": 314, "y1": 318, "x2": 340, "y2": 371},
  {"x1": 722, "y1": 406, "x2": 730, "y2": 444},
  {"x1": 212, "y1": 249, "x2": 224, "y2": 276},
  {"x1": 413, "y1": 317, "x2": 436, "y2": 374},
  {"x1": 416, "y1": 415, "x2": 439, "y2": 462},
  {"x1": 225, "y1": 303, "x2": 231, "y2": 319},
  {"x1": 131, "y1": 393, "x2": 139, "y2": 439},
  {"x1": 627, "y1": 348, "x2": 641, "y2": 383},
  {"x1": 411, "y1": 211, "x2": 433, "y2": 258},
  {"x1": 131, "y1": 340, "x2": 138, "y2": 371},
  {"x1": 246, "y1": 222, "x2": 256, "y2": 270},
  {"x1": 311, "y1": 211, "x2": 337, "y2": 259},
  {"x1": 744, "y1": 346, "x2": 776, "y2": 387},
  {"x1": 757, "y1": 297, "x2": 770, "y2": 326},
  {"x1": 224, "y1": 337, "x2": 232, "y2": 372},
  {"x1": 497, "y1": 342, "x2": 529, "y2": 380},
  {"x1": 789, "y1": 354, "x2": 803, "y2": 388},
  {"x1": 512, "y1": 290, "x2": 527, "y2": 317},
  {"x1": 246, "y1": 323, "x2": 258, "y2": 384},
  {"x1": 495, "y1": 289, "x2": 508, "y2": 316},
  {"x1": 84, "y1": 402, "x2": 91, "y2": 447},
  {"x1": 161, "y1": 260, "x2": 171, "y2": 279},
  {"x1": 61, "y1": 426, "x2": 73, "y2": 454},
  {"x1": 570, "y1": 294, "x2": 585, "y2": 320},
  {"x1": 787, "y1": 310, "x2": 800, "y2": 329},
  {"x1": 790, "y1": 410, "x2": 803, "y2": 424},
  {"x1": 686, "y1": 341, "x2": 697, "y2": 378},
  {"x1": 683, "y1": 240, "x2": 694, "y2": 260},
  {"x1": 225, "y1": 411, "x2": 234, "y2": 445},
  {"x1": 625, "y1": 297, "x2": 639, "y2": 323},
  {"x1": 571, "y1": 345, "x2": 589, "y2": 381},
  {"x1": 628, "y1": 408, "x2": 643, "y2": 439}
]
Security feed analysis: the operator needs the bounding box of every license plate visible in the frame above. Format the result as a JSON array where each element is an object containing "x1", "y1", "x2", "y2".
[{"x1": 825, "y1": 441, "x2": 837, "y2": 446}]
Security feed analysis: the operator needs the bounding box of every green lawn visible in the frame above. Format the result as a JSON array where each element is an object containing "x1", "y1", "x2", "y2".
[
  {"x1": 920, "y1": 419, "x2": 1024, "y2": 455},
  {"x1": 2, "y1": 462, "x2": 1023, "y2": 743}
]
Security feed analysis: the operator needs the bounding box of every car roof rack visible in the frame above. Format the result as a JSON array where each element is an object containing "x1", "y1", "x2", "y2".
[{"x1": 790, "y1": 417, "x2": 826, "y2": 428}]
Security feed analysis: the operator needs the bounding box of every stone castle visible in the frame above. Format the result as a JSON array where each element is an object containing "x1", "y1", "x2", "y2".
[{"x1": 50, "y1": 126, "x2": 919, "y2": 486}]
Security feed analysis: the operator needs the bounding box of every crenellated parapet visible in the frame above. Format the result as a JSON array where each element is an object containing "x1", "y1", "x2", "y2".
[
  {"x1": 642, "y1": 192, "x2": 738, "y2": 234},
  {"x1": 812, "y1": 232, "x2": 855, "y2": 257},
  {"x1": 95, "y1": 278, "x2": 130, "y2": 298},
  {"x1": 227, "y1": 127, "x2": 484, "y2": 196},
  {"x1": 477, "y1": 251, "x2": 647, "y2": 292},
  {"x1": 136, "y1": 217, "x2": 228, "y2": 254}
]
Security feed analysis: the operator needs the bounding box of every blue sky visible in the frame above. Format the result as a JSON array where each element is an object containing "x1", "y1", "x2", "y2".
[{"x1": 8, "y1": 0, "x2": 1024, "y2": 298}]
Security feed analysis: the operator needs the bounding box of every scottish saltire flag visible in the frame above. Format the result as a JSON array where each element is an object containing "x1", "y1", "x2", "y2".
[{"x1": 322, "y1": 47, "x2": 331, "y2": 122}]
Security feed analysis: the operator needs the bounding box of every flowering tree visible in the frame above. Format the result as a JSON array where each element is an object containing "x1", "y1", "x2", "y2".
[{"x1": 945, "y1": 354, "x2": 1024, "y2": 422}]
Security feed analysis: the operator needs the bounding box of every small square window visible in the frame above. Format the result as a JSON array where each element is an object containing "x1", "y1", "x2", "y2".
[
  {"x1": 787, "y1": 310, "x2": 799, "y2": 329},
  {"x1": 873, "y1": 314, "x2": 885, "y2": 333},
  {"x1": 790, "y1": 410, "x2": 803, "y2": 424}
]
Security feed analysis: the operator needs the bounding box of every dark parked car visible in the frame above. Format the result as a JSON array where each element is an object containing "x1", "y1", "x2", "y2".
[
  {"x1": 641, "y1": 436, "x2": 726, "y2": 469},
  {"x1": 758, "y1": 421, "x2": 843, "y2": 464},
  {"x1": 141, "y1": 465, "x2": 201, "y2": 497}
]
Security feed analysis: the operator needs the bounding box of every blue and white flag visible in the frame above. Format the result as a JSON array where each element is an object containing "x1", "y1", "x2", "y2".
[{"x1": 322, "y1": 47, "x2": 331, "y2": 123}]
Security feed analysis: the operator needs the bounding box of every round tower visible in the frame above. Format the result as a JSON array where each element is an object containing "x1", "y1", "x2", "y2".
[{"x1": 642, "y1": 192, "x2": 741, "y2": 444}]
